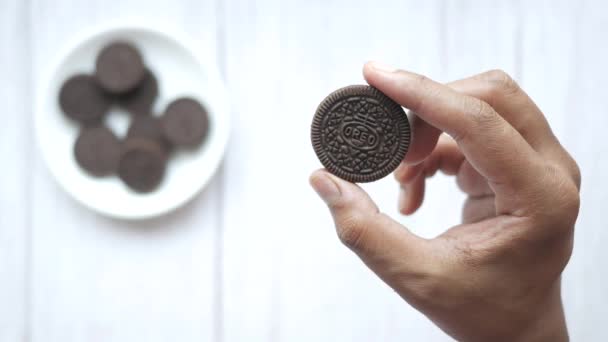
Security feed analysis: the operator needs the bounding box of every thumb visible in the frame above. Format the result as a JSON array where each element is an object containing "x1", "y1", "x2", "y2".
[{"x1": 309, "y1": 169, "x2": 437, "y2": 288}]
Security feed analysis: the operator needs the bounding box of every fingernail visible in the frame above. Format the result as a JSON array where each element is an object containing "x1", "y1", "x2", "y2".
[
  {"x1": 369, "y1": 61, "x2": 397, "y2": 73},
  {"x1": 310, "y1": 172, "x2": 341, "y2": 205}
]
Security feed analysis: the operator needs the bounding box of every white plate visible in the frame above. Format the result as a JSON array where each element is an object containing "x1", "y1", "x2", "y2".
[{"x1": 35, "y1": 23, "x2": 230, "y2": 220}]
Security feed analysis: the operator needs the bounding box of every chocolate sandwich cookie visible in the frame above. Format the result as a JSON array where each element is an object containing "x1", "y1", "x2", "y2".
[
  {"x1": 118, "y1": 69, "x2": 158, "y2": 116},
  {"x1": 162, "y1": 98, "x2": 209, "y2": 148},
  {"x1": 95, "y1": 42, "x2": 145, "y2": 94},
  {"x1": 59, "y1": 74, "x2": 110, "y2": 125},
  {"x1": 127, "y1": 115, "x2": 171, "y2": 153},
  {"x1": 74, "y1": 125, "x2": 121, "y2": 177},
  {"x1": 311, "y1": 85, "x2": 411, "y2": 183},
  {"x1": 118, "y1": 138, "x2": 167, "y2": 193}
]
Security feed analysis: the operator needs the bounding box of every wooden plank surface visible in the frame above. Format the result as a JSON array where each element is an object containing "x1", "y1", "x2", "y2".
[
  {"x1": 28, "y1": 1, "x2": 222, "y2": 341},
  {"x1": 220, "y1": 2, "x2": 284, "y2": 340},
  {"x1": 0, "y1": 1, "x2": 30, "y2": 341},
  {"x1": 0, "y1": 0, "x2": 607, "y2": 340},
  {"x1": 221, "y1": 1, "x2": 449, "y2": 341},
  {"x1": 521, "y1": 1, "x2": 608, "y2": 341}
]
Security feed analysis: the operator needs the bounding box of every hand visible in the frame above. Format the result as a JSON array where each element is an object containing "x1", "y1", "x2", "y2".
[{"x1": 310, "y1": 63, "x2": 580, "y2": 341}]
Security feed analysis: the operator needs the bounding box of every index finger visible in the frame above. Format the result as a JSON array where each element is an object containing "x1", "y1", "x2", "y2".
[{"x1": 363, "y1": 62, "x2": 545, "y2": 202}]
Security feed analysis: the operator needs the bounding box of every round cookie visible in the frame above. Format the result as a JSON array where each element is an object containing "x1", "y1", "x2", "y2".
[
  {"x1": 74, "y1": 125, "x2": 121, "y2": 177},
  {"x1": 311, "y1": 85, "x2": 411, "y2": 183},
  {"x1": 59, "y1": 74, "x2": 110, "y2": 125},
  {"x1": 161, "y1": 98, "x2": 209, "y2": 148},
  {"x1": 118, "y1": 138, "x2": 167, "y2": 193},
  {"x1": 127, "y1": 115, "x2": 171, "y2": 153},
  {"x1": 95, "y1": 42, "x2": 145, "y2": 94},
  {"x1": 118, "y1": 69, "x2": 158, "y2": 115}
]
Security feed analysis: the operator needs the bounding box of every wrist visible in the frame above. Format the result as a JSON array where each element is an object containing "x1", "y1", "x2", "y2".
[{"x1": 515, "y1": 283, "x2": 568, "y2": 342}]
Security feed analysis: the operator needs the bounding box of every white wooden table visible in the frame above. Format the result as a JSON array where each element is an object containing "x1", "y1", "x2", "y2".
[{"x1": 1, "y1": 0, "x2": 607, "y2": 341}]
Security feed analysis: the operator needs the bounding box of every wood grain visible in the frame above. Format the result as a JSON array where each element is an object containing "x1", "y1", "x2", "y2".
[
  {"x1": 523, "y1": 1, "x2": 608, "y2": 341},
  {"x1": 28, "y1": 0, "x2": 222, "y2": 341},
  {"x1": 0, "y1": 0, "x2": 607, "y2": 340},
  {"x1": 0, "y1": 1, "x2": 30, "y2": 341},
  {"x1": 221, "y1": 1, "x2": 449, "y2": 341}
]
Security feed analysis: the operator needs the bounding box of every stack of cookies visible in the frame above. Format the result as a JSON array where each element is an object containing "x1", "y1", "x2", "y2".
[{"x1": 59, "y1": 41, "x2": 209, "y2": 193}]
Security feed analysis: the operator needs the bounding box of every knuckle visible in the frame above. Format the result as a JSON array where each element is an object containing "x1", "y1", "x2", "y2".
[
  {"x1": 393, "y1": 163, "x2": 408, "y2": 183},
  {"x1": 394, "y1": 163, "x2": 422, "y2": 184},
  {"x1": 573, "y1": 164, "x2": 582, "y2": 189},
  {"x1": 455, "y1": 97, "x2": 497, "y2": 142},
  {"x1": 562, "y1": 183, "x2": 581, "y2": 224},
  {"x1": 405, "y1": 74, "x2": 443, "y2": 119},
  {"x1": 468, "y1": 97, "x2": 495, "y2": 124},
  {"x1": 552, "y1": 165, "x2": 581, "y2": 212},
  {"x1": 568, "y1": 156, "x2": 582, "y2": 189},
  {"x1": 413, "y1": 73, "x2": 430, "y2": 87},
  {"x1": 485, "y1": 69, "x2": 511, "y2": 84},
  {"x1": 538, "y1": 163, "x2": 581, "y2": 229},
  {"x1": 483, "y1": 69, "x2": 520, "y2": 96},
  {"x1": 414, "y1": 74, "x2": 442, "y2": 101},
  {"x1": 336, "y1": 214, "x2": 369, "y2": 250}
]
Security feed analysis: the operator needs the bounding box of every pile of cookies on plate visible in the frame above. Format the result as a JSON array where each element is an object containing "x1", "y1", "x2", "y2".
[{"x1": 59, "y1": 41, "x2": 209, "y2": 193}]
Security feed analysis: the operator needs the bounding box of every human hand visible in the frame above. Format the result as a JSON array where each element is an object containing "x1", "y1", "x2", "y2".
[{"x1": 310, "y1": 63, "x2": 580, "y2": 341}]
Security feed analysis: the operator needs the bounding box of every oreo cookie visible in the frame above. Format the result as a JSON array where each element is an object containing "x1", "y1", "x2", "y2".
[
  {"x1": 59, "y1": 40, "x2": 217, "y2": 196},
  {"x1": 162, "y1": 98, "x2": 209, "y2": 148},
  {"x1": 59, "y1": 74, "x2": 110, "y2": 125},
  {"x1": 118, "y1": 69, "x2": 158, "y2": 115},
  {"x1": 74, "y1": 125, "x2": 121, "y2": 177},
  {"x1": 311, "y1": 85, "x2": 411, "y2": 183},
  {"x1": 95, "y1": 42, "x2": 146, "y2": 94},
  {"x1": 118, "y1": 138, "x2": 167, "y2": 193},
  {"x1": 127, "y1": 115, "x2": 171, "y2": 153}
]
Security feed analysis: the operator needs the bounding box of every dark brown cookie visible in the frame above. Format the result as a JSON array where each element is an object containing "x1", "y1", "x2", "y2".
[
  {"x1": 161, "y1": 98, "x2": 209, "y2": 148},
  {"x1": 127, "y1": 115, "x2": 171, "y2": 153},
  {"x1": 118, "y1": 138, "x2": 167, "y2": 193},
  {"x1": 118, "y1": 69, "x2": 158, "y2": 115},
  {"x1": 95, "y1": 42, "x2": 145, "y2": 94},
  {"x1": 311, "y1": 85, "x2": 411, "y2": 183},
  {"x1": 59, "y1": 74, "x2": 110, "y2": 125},
  {"x1": 74, "y1": 125, "x2": 121, "y2": 177}
]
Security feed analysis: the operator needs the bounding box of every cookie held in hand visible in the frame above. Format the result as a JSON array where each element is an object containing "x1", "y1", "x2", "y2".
[{"x1": 311, "y1": 85, "x2": 411, "y2": 183}]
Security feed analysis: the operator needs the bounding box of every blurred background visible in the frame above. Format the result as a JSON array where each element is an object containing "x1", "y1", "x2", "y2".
[{"x1": 1, "y1": 0, "x2": 607, "y2": 341}]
